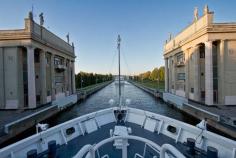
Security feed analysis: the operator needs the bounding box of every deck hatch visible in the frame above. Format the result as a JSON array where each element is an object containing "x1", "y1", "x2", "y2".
[{"x1": 144, "y1": 118, "x2": 157, "y2": 132}]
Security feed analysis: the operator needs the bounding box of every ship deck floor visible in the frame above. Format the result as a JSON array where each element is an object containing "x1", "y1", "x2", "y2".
[{"x1": 39, "y1": 122, "x2": 206, "y2": 158}]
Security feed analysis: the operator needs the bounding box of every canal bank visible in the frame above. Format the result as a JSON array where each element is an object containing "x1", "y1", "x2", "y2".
[
  {"x1": 0, "y1": 81, "x2": 112, "y2": 147},
  {"x1": 129, "y1": 80, "x2": 236, "y2": 140}
]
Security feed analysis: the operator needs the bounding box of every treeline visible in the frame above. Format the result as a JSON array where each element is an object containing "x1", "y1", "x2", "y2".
[
  {"x1": 75, "y1": 72, "x2": 113, "y2": 89},
  {"x1": 132, "y1": 66, "x2": 165, "y2": 81}
]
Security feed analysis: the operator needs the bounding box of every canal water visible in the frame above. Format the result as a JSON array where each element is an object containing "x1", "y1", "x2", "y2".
[
  {"x1": 1, "y1": 81, "x2": 232, "y2": 148},
  {"x1": 49, "y1": 82, "x2": 198, "y2": 126}
]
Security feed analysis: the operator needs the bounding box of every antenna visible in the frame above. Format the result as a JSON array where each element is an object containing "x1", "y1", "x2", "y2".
[
  {"x1": 117, "y1": 35, "x2": 121, "y2": 107},
  {"x1": 31, "y1": 4, "x2": 34, "y2": 14},
  {"x1": 31, "y1": 4, "x2": 37, "y2": 19}
]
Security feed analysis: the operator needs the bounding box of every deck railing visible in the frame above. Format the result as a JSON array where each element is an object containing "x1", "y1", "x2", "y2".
[{"x1": 73, "y1": 135, "x2": 185, "y2": 158}]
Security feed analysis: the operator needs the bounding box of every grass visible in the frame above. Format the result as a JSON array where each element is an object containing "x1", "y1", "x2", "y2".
[{"x1": 135, "y1": 80, "x2": 165, "y2": 91}]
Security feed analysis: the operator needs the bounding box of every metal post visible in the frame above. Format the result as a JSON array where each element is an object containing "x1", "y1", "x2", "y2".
[
  {"x1": 158, "y1": 69, "x2": 160, "y2": 90},
  {"x1": 117, "y1": 35, "x2": 121, "y2": 107},
  {"x1": 122, "y1": 139, "x2": 127, "y2": 158},
  {"x1": 80, "y1": 75, "x2": 83, "y2": 89}
]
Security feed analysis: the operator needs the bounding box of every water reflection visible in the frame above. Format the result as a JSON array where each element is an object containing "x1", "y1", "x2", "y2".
[{"x1": 50, "y1": 82, "x2": 197, "y2": 126}]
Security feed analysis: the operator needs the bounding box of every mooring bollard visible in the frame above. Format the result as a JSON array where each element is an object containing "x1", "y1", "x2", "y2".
[
  {"x1": 207, "y1": 146, "x2": 218, "y2": 158},
  {"x1": 186, "y1": 138, "x2": 195, "y2": 155},
  {"x1": 48, "y1": 140, "x2": 57, "y2": 158},
  {"x1": 27, "y1": 149, "x2": 37, "y2": 158}
]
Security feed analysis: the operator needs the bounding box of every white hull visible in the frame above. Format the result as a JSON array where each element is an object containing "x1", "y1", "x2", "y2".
[{"x1": 0, "y1": 107, "x2": 235, "y2": 158}]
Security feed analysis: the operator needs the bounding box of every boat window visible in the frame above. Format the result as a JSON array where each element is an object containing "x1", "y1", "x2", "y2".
[
  {"x1": 167, "y1": 125, "x2": 177, "y2": 134},
  {"x1": 66, "y1": 127, "x2": 75, "y2": 136}
]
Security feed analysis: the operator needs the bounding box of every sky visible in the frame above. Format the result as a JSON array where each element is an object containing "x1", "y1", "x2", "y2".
[{"x1": 0, "y1": 0, "x2": 236, "y2": 75}]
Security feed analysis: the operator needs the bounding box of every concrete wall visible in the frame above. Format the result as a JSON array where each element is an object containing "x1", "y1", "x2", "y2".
[
  {"x1": 224, "y1": 40, "x2": 236, "y2": 104},
  {"x1": 164, "y1": 9, "x2": 236, "y2": 105},
  {"x1": 32, "y1": 21, "x2": 74, "y2": 56},
  {"x1": 3, "y1": 47, "x2": 19, "y2": 109},
  {"x1": 164, "y1": 13, "x2": 213, "y2": 53},
  {"x1": 0, "y1": 47, "x2": 26, "y2": 109},
  {"x1": 0, "y1": 47, "x2": 4, "y2": 108},
  {"x1": 0, "y1": 17, "x2": 76, "y2": 109}
]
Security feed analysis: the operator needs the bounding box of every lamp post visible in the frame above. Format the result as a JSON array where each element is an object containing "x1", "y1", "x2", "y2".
[
  {"x1": 80, "y1": 75, "x2": 83, "y2": 89},
  {"x1": 158, "y1": 70, "x2": 160, "y2": 90}
]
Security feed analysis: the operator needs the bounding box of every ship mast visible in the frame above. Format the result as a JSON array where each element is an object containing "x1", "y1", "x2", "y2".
[{"x1": 117, "y1": 35, "x2": 121, "y2": 107}]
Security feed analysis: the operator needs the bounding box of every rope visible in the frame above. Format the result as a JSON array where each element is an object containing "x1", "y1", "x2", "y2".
[
  {"x1": 195, "y1": 129, "x2": 204, "y2": 144},
  {"x1": 108, "y1": 50, "x2": 117, "y2": 74},
  {"x1": 121, "y1": 50, "x2": 133, "y2": 76}
]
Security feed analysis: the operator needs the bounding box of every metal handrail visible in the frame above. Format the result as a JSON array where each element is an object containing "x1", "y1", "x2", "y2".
[
  {"x1": 73, "y1": 144, "x2": 93, "y2": 158},
  {"x1": 73, "y1": 135, "x2": 185, "y2": 158},
  {"x1": 160, "y1": 144, "x2": 185, "y2": 158},
  {"x1": 143, "y1": 143, "x2": 159, "y2": 157}
]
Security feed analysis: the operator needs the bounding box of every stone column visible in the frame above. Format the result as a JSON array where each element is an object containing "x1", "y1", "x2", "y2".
[
  {"x1": 64, "y1": 59, "x2": 68, "y2": 96},
  {"x1": 40, "y1": 50, "x2": 47, "y2": 104},
  {"x1": 51, "y1": 53, "x2": 55, "y2": 101},
  {"x1": 72, "y1": 61, "x2": 76, "y2": 94},
  {"x1": 68, "y1": 61, "x2": 72, "y2": 95},
  {"x1": 0, "y1": 47, "x2": 4, "y2": 109},
  {"x1": 165, "y1": 58, "x2": 168, "y2": 92},
  {"x1": 168, "y1": 57, "x2": 172, "y2": 92},
  {"x1": 184, "y1": 50, "x2": 189, "y2": 98},
  {"x1": 205, "y1": 41, "x2": 214, "y2": 105},
  {"x1": 27, "y1": 46, "x2": 36, "y2": 108},
  {"x1": 172, "y1": 56, "x2": 176, "y2": 94},
  {"x1": 193, "y1": 46, "x2": 200, "y2": 101},
  {"x1": 219, "y1": 40, "x2": 226, "y2": 104}
]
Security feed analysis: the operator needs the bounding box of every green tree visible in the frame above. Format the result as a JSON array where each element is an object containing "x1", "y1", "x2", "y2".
[
  {"x1": 75, "y1": 71, "x2": 113, "y2": 89},
  {"x1": 150, "y1": 68, "x2": 159, "y2": 80},
  {"x1": 158, "y1": 66, "x2": 165, "y2": 81}
]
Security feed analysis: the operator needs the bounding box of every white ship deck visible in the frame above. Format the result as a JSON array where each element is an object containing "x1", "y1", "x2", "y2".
[{"x1": 0, "y1": 107, "x2": 235, "y2": 158}]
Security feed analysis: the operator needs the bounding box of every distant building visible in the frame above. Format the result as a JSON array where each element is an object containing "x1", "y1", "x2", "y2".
[
  {"x1": 0, "y1": 12, "x2": 76, "y2": 109},
  {"x1": 163, "y1": 6, "x2": 236, "y2": 106}
]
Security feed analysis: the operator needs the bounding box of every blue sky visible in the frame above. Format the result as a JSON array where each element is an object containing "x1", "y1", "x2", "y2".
[{"x1": 0, "y1": 0, "x2": 236, "y2": 75}]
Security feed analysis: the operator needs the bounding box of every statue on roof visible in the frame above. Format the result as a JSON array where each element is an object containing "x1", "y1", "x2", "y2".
[
  {"x1": 39, "y1": 13, "x2": 44, "y2": 26},
  {"x1": 28, "y1": 11, "x2": 33, "y2": 20},
  {"x1": 169, "y1": 33, "x2": 172, "y2": 41},
  {"x1": 66, "y1": 33, "x2": 70, "y2": 43},
  {"x1": 204, "y1": 5, "x2": 209, "y2": 15},
  {"x1": 194, "y1": 7, "x2": 198, "y2": 21}
]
